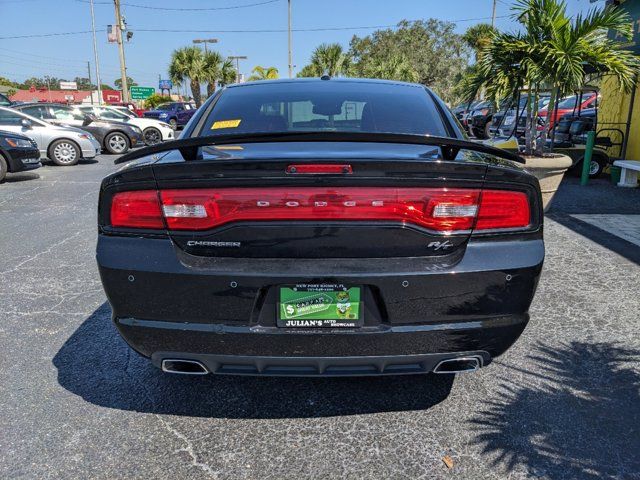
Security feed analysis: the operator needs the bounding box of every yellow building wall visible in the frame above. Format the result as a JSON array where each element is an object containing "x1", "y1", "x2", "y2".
[{"x1": 599, "y1": 75, "x2": 640, "y2": 160}]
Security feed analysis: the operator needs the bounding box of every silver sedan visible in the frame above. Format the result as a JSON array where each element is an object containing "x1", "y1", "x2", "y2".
[{"x1": 0, "y1": 106, "x2": 101, "y2": 166}]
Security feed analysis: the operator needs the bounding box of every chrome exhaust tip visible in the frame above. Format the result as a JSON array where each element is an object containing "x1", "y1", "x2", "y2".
[
  {"x1": 433, "y1": 356, "x2": 482, "y2": 374},
  {"x1": 161, "y1": 359, "x2": 209, "y2": 375}
]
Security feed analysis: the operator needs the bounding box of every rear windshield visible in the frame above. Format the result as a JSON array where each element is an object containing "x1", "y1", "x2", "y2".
[{"x1": 199, "y1": 81, "x2": 448, "y2": 137}]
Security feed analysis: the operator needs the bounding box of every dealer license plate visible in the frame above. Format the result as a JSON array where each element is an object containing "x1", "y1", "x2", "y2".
[{"x1": 277, "y1": 284, "x2": 362, "y2": 328}]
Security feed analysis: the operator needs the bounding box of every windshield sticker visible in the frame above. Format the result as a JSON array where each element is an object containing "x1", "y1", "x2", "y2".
[
  {"x1": 212, "y1": 119, "x2": 242, "y2": 129},
  {"x1": 214, "y1": 145, "x2": 244, "y2": 150}
]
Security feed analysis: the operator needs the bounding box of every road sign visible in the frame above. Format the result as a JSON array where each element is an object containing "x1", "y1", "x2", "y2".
[
  {"x1": 159, "y1": 79, "x2": 172, "y2": 90},
  {"x1": 60, "y1": 81, "x2": 77, "y2": 90},
  {"x1": 130, "y1": 86, "x2": 155, "y2": 100}
]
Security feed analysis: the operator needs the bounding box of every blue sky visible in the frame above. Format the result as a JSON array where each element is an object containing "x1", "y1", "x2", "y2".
[{"x1": 1, "y1": 0, "x2": 588, "y2": 91}]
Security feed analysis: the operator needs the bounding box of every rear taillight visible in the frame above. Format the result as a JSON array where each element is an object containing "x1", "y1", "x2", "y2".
[
  {"x1": 108, "y1": 187, "x2": 532, "y2": 233},
  {"x1": 475, "y1": 190, "x2": 530, "y2": 230},
  {"x1": 110, "y1": 190, "x2": 164, "y2": 229},
  {"x1": 158, "y1": 187, "x2": 481, "y2": 232}
]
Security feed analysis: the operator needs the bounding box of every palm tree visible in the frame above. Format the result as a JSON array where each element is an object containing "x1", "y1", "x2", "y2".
[
  {"x1": 248, "y1": 66, "x2": 279, "y2": 81},
  {"x1": 216, "y1": 60, "x2": 236, "y2": 87},
  {"x1": 202, "y1": 50, "x2": 223, "y2": 98},
  {"x1": 168, "y1": 46, "x2": 205, "y2": 107},
  {"x1": 298, "y1": 43, "x2": 351, "y2": 77},
  {"x1": 467, "y1": 0, "x2": 638, "y2": 155},
  {"x1": 461, "y1": 23, "x2": 497, "y2": 61}
]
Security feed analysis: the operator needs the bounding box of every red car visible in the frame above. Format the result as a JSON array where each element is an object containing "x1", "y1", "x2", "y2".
[
  {"x1": 110, "y1": 102, "x2": 146, "y2": 118},
  {"x1": 539, "y1": 93, "x2": 598, "y2": 130}
]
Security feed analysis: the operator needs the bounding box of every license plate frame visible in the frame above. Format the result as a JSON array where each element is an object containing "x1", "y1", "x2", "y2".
[{"x1": 277, "y1": 284, "x2": 363, "y2": 328}]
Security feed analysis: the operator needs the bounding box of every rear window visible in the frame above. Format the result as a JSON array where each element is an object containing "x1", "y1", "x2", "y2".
[{"x1": 199, "y1": 81, "x2": 448, "y2": 137}]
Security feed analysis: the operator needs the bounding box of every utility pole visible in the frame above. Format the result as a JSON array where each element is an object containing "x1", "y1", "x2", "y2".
[
  {"x1": 288, "y1": 0, "x2": 293, "y2": 78},
  {"x1": 89, "y1": 0, "x2": 103, "y2": 105},
  {"x1": 192, "y1": 38, "x2": 218, "y2": 54},
  {"x1": 228, "y1": 56, "x2": 247, "y2": 83},
  {"x1": 491, "y1": 0, "x2": 497, "y2": 28},
  {"x1": 87, "y1": 61, "x2": 94, "y2": 105},
  {"x1": 113, "y1": 0, "x2": 129, "y2": 103}
]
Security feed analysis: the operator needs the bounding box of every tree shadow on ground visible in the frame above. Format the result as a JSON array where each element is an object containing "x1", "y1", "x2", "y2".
[
  {"x1": 53, "y1": 303, "x2": 454, "y2": 419},
  {"x1": 548, "y1": 177, "x2": 640, "y2": 265},
  {"x1": 470, "y1": 341, "x2": 640, "y2": 479}
]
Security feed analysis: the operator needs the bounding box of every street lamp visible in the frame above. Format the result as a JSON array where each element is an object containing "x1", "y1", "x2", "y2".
[
  {"x1": 228, "y1": 56, "x2": 248, "y2": 83},
  {"x1": 192, "y1": 38, "x2": 218, "y2": 53}
]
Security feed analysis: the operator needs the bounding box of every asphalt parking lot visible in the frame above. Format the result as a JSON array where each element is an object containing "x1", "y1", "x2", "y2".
[{"x1": 1, "y1": 156, "x2": 639, "y2": 480}]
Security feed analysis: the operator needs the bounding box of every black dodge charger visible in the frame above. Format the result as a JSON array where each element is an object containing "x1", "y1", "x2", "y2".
[{"x1": 97, "y1": 78, "x2": 544, "y2": 377}]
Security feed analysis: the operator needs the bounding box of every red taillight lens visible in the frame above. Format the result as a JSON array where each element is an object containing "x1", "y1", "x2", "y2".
[
  {"x1": 110, "y1": 190, "x2": 164, "y2": 229},
  {"x1": 109, "y1": 187, "x2": 532, "y2": 233},
  {"x1": 475, "y1": 190, "x2": 530, "y2": 230},
  {"x1": 159, "y1": 187, "x2": 482, "y2": 232}
]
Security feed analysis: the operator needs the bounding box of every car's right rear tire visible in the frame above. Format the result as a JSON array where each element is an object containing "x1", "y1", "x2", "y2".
[
  {"x1": 48, "y1": 139, "x2": 80, "y2": 166},
  {"x1": 0, "y1": 153, "x2": 7, "y2": 182}
]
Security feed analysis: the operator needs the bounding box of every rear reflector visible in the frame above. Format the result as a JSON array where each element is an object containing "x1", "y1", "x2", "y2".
[{"x1": 109, "y1": 187, "x2": 531, "y2": 232}]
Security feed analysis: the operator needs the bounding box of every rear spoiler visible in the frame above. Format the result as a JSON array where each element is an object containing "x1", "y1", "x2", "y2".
[{"x1": 114, "y1": 131, "x2": 525, "y2": 165}]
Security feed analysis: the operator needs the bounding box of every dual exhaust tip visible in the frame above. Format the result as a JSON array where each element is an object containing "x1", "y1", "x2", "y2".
[
  {"x1": 161, "y1": 355, "x2": 483, "y2": 376},
  {"x1": 162, "y1": 359, "x2": 208, "y2": 375},
  {"x1": 432, "y1": 356, "x2": 482, "y2": 374}
]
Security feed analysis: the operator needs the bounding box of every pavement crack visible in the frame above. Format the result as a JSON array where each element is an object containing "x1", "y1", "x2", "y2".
[
  {"x1": 122, "y1": 349, "x2": 220, "y2": 478},
  {"x1": 0, "y1": 231, "x2": 82, "y2": 276},
  {"x1": 157, "y1": 416, "x2": 220, "y2": 479}
]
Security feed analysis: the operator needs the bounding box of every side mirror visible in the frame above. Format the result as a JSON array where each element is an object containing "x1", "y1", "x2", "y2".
[
  {"x1": 21, "y1": 118, "x2": 32, "y2": 129},
  {"x1": 83, "y1": 114, "x2": 95, "y2": 126}
]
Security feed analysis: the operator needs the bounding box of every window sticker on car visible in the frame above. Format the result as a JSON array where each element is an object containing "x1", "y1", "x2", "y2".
[
  {"x1": 211, "y1": 119, "x2": 242, "y2": 129},
  {"x1": 214, "y1": 145, "x2": 244, "y2": 150}
]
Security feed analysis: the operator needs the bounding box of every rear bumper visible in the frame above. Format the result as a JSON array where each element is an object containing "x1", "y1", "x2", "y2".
[
  {"x1": 98, "y1": 234, "x2": 543, "y2": 373},
  {"x1": 153, "y1": 351, "x2": 492, "y2": 377},
  {"x1": 117, "y1": 315, "x2": 527, "y2": 375}
]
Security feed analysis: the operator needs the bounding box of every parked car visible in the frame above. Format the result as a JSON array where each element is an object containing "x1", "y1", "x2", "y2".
[
  {"x1": 467, "y1": 100, "x2": 500, "y2": 138},
  {"x1": 491, "y1": 95, "x2": 551, "y2": 138},
  {"x1": 0, "y1": 129, "x2": 41, "y2": 181},
  {"x1": 77, "y1": 105, "x2": 174, "y2": 145},
  {"x1": 97, "y1": 78, "x2": 544, "y2": 377},
  {"x1": 143, "y1": 102, "x2": 197, "y2": 129},
  {"x1": 110, "y1": 102, "x2": 145, "y2": 117},
  {"x1": 13, "y1": 103, "x2": 144, "y2": 154},
  {"x1": 452, "y1": 101, "x2": 481, "y2": 129},
  {"x1": 0, "y1": 93, "x2": 12, "y2": 107},
  {"x1": 0, "y1": 106, "x2": 100, "y2": 165},
  {"x1": 538, "y1": 92, "x2": 599, "y2": 131}
]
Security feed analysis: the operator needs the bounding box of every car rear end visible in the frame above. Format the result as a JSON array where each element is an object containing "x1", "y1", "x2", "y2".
[{"x1": 97, "y1": 79, "x2": 544, "y2": 377}]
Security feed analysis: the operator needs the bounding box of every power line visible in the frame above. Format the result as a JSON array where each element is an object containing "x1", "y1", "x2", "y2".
[
  {"x1": 0, "y1": 31, "x2": 92, "y2": 40},
  {"x1": 74, "y1": 0, "x2": 281, "y2": 11},
  {"x1": 0, "y1": 46, "x2": 87, "y2": 64},
  {"x1": 134, "y1": 16, "x2": 510, "y2": 34},
  {"x1": 0, "y1": 15, "x2": 510, "y2": 40}
]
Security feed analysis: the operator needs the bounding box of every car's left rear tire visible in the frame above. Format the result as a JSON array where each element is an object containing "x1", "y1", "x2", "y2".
[{"x1": 143, "y1": 127, "x2": 162, "y2": 145}]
